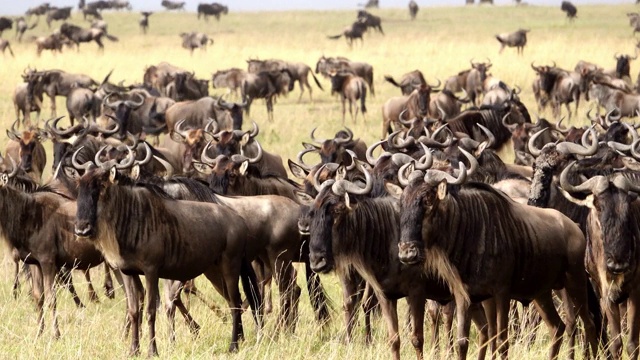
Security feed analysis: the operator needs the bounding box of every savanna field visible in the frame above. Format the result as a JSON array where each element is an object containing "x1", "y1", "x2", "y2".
[{"x1": 0, "y1": 3, "x2": 638, "y2": 359}]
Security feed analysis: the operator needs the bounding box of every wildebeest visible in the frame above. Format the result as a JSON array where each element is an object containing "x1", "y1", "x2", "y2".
[
  {"x1": 409, "y1": 0, "x2": 419, "y2": 20},
  {"x1": 161, "y1": 0, "x2": 186, "y2": 11},
  {"x1": 73, "y1": 162, "x2": 262, "y2": 356},
  {"x1": 33, "y1": 32, "x2": 67, "y2": 56},
  {"x1": 15, "y1": 17, "x2": 38, "y2": 42},
  {"x1": 13, "y1": 83, "x2": 42, "y2": 126},
  {"x1": 60, "y1": 23, "x2": 118, "y2": 51},
  {"x1": 466, "y1": 59, "x2": 492, "y2": 106},
  {"x1": 628, "y1": 13, "x2": 640, "y2": 35},
  {"x1": 23, "y1": 68, "x2": 97, "y2": 118},
  {"x1": 139, "y1": 12, "x2": 152, "y2": 34},
  {"x1": 0, "y1": 39, "x2": 14, "y2": 57},
  {"x1": 46, "y1": 7, "x2": 72, "y2": 28},
  {"x1": 384, "y1": 70, "x2": 426, "y2": 96},
  {"x1": 0, "y1": 17, "x2": 13, "y2": 36},
  {"x1": 315, "y1": 56, "x2": 375, "y2": 95},
  {"x1": 391, "y1": 160, "x2": 599, "y2": 360},
  {"x1": 197, "y1": 3, "x2": 228, "y2": 21},
  {"x1": 101, "y1": 92, "x2": 146, "y2": 138},
  {"x1": 242, "y1": 70, "x2": 293, "y2": 121},
  {"x1": 143, "y1": 62, "x2": 188, "y2": 96},
  {"x1": 531, "y1": 62, "x2": 580, "y2": 119},
  {"x1": 246, "y1": 59, "x2": 324, "y2": 102},
  {"x1": 26, "y1": 3, "x2": 51, "y2": 18},
  {"x1": 327, "y1": 20, "x2": 368, "y2": 48},
  {"x1": 381, "y1": 80, "x2": 441, "y2": 138},
  {"x1": 561, "y1": 1, "x2": 578, "y2": 21},
  {"x1": 5, "y1": 120, "x2": 47, "y2": 182},
  {"x1": 329, "y1": 71, "x2": 367, "y2": 123},
  {"x1": 212, "y1": 68, "x2": 246, "y2": 98},
  {"x1": 360, "y1": 0, "x2": 379, "y2": 8},
  {"x1": 66, "y1": 87, "x2": 98, "y2": 125},
  {"x1": 495, "y1": 29, "x2": 529, "y2": 55},
  {"x1": 165, "y1": 72, "x2": 209, "y2": 101},
  {"x1": 612, "y1": 53, "x2": 636, "y2": 83},
  {"x1": 180, "y1": 32, "x2": 213, "y2": 54},
  {"x1": 357, "y1": 10, "x2": 384, "y2": 34},
  {"x1": 588, "y1": 81, "x2": 640, "y2": 118}
]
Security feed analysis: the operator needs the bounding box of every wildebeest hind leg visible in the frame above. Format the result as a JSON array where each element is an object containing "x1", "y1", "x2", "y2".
[
  {"x1": 143, "y1": 272, "x2": 160, "y2": 357},
  {"x1": 532, "y1": 291, "x2": 565, "y2": 359},
  {"x1": 625, "y1": 291, "x2": 640, "y2": 360}
]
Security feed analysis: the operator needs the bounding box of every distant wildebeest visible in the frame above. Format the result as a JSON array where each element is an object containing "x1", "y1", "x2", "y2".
[
  {"x1": 246, "y1": 59, "x2": 324, "y2": 102},
  {"x1": 359, "y1": 0, "x2": 379, "y2": 8},
  {"x1": 315, "y1": 56, "x2": 375, "y2": 95},
  {"x1": 328, "y1": 20, "x2": 368, "y2": 48},
  {"x1": 161, "y1": 0, "x2": 186, "y2": 10},
  {"x1": 384, "y1": 70, "x2": 427, "y2": 95},
  {"x1": 357, "y1": 10, "x2": 384, "y2": 34},
  {"x1": 90, "y1": 19, "x2": 108, "y2": 33},
  {"x1": 46, "y1": 7, "x2": 72, "y2": 28},
  {"x1": 180, "y1": 32, "x2": 213, "y2": 54},
  {"x1": 0, "y1": 39, "x2": 14, "y2": 57},
  {"x1": 79, "y1": 0, "x2": 103, "y2": 20},
  {"x1": 26, "y1": 3, "x2": 51, "y2": 18},
  {"x1": 212, "y1": 68, "x2": 247, "y2": 98},
  {"x1": 110, "y1": 0, "x2": 131, "y2": 10},
  {"x1": 242, "y1": 70, "x2": 293, "y2": 121},
  {"x1": 611, "y1": 52, "x2": 636, "y2": 83},
  {"x1": 628, "y1": 13, "x2": 640, "y2": 35},
  {"x1": 60, "y1": 22, "x2": 118, "y2": 51},
  {"x1": 531, "y1": 62, "x2": 580, "y2": 119},
  {"x1": 33, "y1": 32, "x2": 67, "y2": 57},
  {"x1": 381, "y1": 81, "x2": 441, "y2": 138},
  {"x1": 197, "y1": 3, "x2": 228, "y2": 21},
  {"x1": 5, "y1": 120, "x2": 47, "y2": 182},
  {"x1": 15, "y1": 17, "x2": 38, "y2": 42},
  {"x1": 139, "y1": 12, "x2": 152, "y2": 34},
  {"x1": 329, "y1": 71, "x2": 368, "y2": 123},
  {"x1": 588, "y1": 80, "x2": 640, "y2": 118},
  {"x1": 0, "y1": 17, "x2": 13, "y2": 36},
  {"x1": 165, "y1": 72, "x2": 209, "y2": 101},
  {"x1": 561, "y1": 1, "x2": 577, "y2": 20},
  {"x1": 495, "y1": 29, "x2": 529, "y2": 55},
  {"x1": 23, "y1": 68, "x2": 97, "y2": 118},
  {"x1": 466, "y1": 59, "x2": 492, "y2": 106},
  {"x1": 13, "y1": 83, "x2": 42, "y2": 126},
  {"x1": 409, "y1": 0, "x2": 419, "y2": 20}
]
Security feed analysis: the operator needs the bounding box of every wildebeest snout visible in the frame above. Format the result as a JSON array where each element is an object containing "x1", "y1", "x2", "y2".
[
  {"x1": 398, "y1": 241, "x2": 422, "y2": 265},
  {"x1": 74, "y1": 220, "x2": 94, "y2": 238}
]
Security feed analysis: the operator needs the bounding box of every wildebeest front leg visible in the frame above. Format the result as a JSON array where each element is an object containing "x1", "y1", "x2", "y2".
[
  {"x1": 121, "y1": 274, "x2": 143, "y2": 356},
  {"x1": 30, "y1": 265, "x2": 45, "y2": 337},
  {"x1": 341, "y1": 96, "x2": 347, "y2": 124},
  {"x1": 408, "y1": 292, "x2": 427, "y2": 360},
  {"x1": 59, "y1": 267, "x2": 85, "y2": 308},
  {"x1": 144, "y1": 272, "x2": 160, "y2": 357},
  {"x1": 495, "y1": 296, "x2": 511, "y2": 359},
  {"x1": 377, "y1": 296, "x2": 400, "y2": 360},
  {"x1": 340, "y1": 271, "x2": 362, "y2": 342},
  {"x1": 626, "y1": 291, "x2": 640, "y2": 360},
  {"x1": 222, "y1": 265, "x2": 244, "y2": 352},
  {"x1": 454, "y1": 299, "x2": 471, "y2": 360},
  {"x1": 41, "y1": 262, "x2": 61, "y2": 339},
  {"x1": 84, "y1": 270, "x2": 100, "y2": 303},
  {"x1": 104, "y1": 263, "x2": 115, "y2": 299}
]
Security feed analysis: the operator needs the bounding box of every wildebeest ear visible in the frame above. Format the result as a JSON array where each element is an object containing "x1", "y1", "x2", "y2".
[
  {"x1": 385, "y1": 182, "x2": 403, "y2": 199},
  {"x1": 0, "y1": 174, "x2": 8, "y2": 187},
  {"x1": 192, "y1": 161, "x2": 213, "y2": 175},
  {"x1": 238, "y1": 160, "x2": 249, "y2": 176},
  {"x1": 474, "y1": 142, "x2": 488, "y2": 157},
  {"x1": 62, "y1": 166, "x2": 80, "y2": 180},
  {"x1": 294, "y1": 190, "x2": 314, "y2": 206},
  {"x1": 130, "y1": 164, "x2": 140, "y2": 181},
  {"x1": 436, "y1": 181, "x2": 448, "y2": 200},
  {"x1": 109, "y1": 167, "x2": 118, "y2": 184},
  {"x1": 288, "y1": 159, "x2": 308, "y2": 179},
  {"x1": 240, "y1": 133, "x2": 250, "y2": 146}
]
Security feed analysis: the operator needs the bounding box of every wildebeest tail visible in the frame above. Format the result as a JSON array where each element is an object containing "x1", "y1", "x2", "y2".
[
  {"x1": 310, "y1": 71, "x2": 324, "y2": 91},
  {"x1": 587, "y1": 279, "x2": 607, "y2": 350},
  {"x1": 495, "y1": 35, "x2": 506, "y2": 44},
  {"x1": 105, "y1": 33, "x2": 119, "y2": 42},
  {"x1": 7, "y1": 43, "x2": 14, "y2": 57},
  {"x1": 240, "y1": 256, "x2": 263, "y2": 329},
  {"x1": 327, "y1": 34, "x2": 343, "y2": 40},
  {"x1": 384, "y1": 75, "x2": 400, "y2": 88}
]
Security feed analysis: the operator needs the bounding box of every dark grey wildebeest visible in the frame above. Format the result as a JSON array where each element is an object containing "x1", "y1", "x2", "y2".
[
  {"x1": 161, "y1": 0, "x2": 186, "y2": 10},
  {"x1": 357, "y1": 10, "x2": 384, "y2": 35},
  {"x1": 13, "y1": 83, "x2": 42, "y2": 126},
  {"x1": 329, "y1": 71, "x2": 367, "y2": 123},
  {"x1": 561, "y1": 1, "x2": 577, "y2": 21},
  {"x1": 0, "y1": 39, "x2": 14, "y2": 57},
  {"x1": 23, "y1": 68, "x2": 97, "y2": 118},
  {"x1": 197, "y1": 3, "x2": 228, "y2": 21},
  {"x1": 384, "y1": 70, "x2": 427, "y2": 96},
  {"x1": 246, "y1": 59, "x2": 324, "y2": 102},
  {"x1": 0, "y1": 17, "x2": 13, "y2": 36},
  {"x1": 328, "y1": 20, "x2": 368, "y2": 48},
  {"x1": 139, "y1": 12, "x2": 152, "y2": 34},
  {"x1": 242, "y1": 70, "x2": 293, "y2": 121},
  {"x1": 212, "y1": 68, "x2": 247, "y2": 99},
  {"x1": 315, "y1": 56, "x2": 375, "y2": 95},
  {"x1": 180, "y1": 32, "x2": 213, "y2": 54},
  {"x1": 46, "y1": 7, "x2": 72, "y2": 28},
  {"x1": 495, "y1": 29, "x2": 529, "y2": 55},
  {"x1": 60, "y1": 23, "x2": 118, "y2": 52},
  {"x1": 16, "y1": 17, "x2": 38, "y2": 42},
  {"x1": 409, "y1": 1, "x2": 419, "y2": 20}
]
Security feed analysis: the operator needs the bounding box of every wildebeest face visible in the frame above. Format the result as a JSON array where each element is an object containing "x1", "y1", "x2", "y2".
[
  {"x1": 207, "y1": 157, "x2": 244, "y2": 194},
  {"x1": 308, "y1": 189, "x2": 344, "y2": 274},
  {"x1": 416, "y1": 86, "x2": 431, "y2": 117},
  {"x1": 75, "y1": 167, "x2": 111, "y2": 238}
]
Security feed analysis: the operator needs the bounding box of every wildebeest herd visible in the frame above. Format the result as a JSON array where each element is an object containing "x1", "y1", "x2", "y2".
[{"x1": 7, "y1": 2, "x2": 640, "y2": 360}]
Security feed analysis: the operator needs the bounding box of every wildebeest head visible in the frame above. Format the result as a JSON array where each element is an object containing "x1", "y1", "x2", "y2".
[
  {"x1": 170, "y1": 118, "x2": 216, "y2": 174},
  {"x1": 102, "y1": 92, "x2": 145, "y2": 138},
  {"x1": 6, "y1": 120, "x2": 46, "y2": 173},
  {"x1": 212, "y1": 121, "x2": 259, "y2": 156},
  {"x1": 470, "y1": 59, "x2": 492, "y2": 82},
  {"x1": 198, "y1": 142, "x2": 262, "y2": 194},
  {"x1": 303, "y1": 127, "x2": 359, "y2": 164},
  {"x1": 531, "y1": 61, "x2": 562, "y2": 96},
  {"x1": 614, "y1": 53, "x2": 636, "y2": 79}
]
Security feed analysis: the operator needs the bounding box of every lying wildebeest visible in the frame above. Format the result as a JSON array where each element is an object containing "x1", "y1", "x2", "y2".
[
  {"x1": 0, "y1": 39, "x2": 14, "y2": 57},
  {"x1": 26, "y1": 3, "x2": 51, "y2": 18},
  {"x1": 409, "y1": 0, "x2": 419, "y2": 20},
  {"x1": 0, "y1": 17, "x2": 13, "y2": 36},
  {"x1": 357, "y1": 10, "x2": 384, "y2": 35},
  {"x1": 391, "y1": 160, "x2": 600, "y2": 360},
  {"x1": 16, "y1": 17, "x2": 38, "y2": 42},
  {"x1": 561, "y1": 1, "x2": 577, "y2": 21},
  {"x1": 180, "y1": 32, "x2": 213, "y2": 54},
  {"x1": 242, "y1": 70, "x2": 293, "y2": 122},
  {"x1": 60, "y1": 22, "x2": 118, "y2": 51},
  {"x1": 384, "y1": 70, "x2": 426, "y2": 96},
  {"x1": 495, "y1": 29, "x2": 529, "y2": 55},
  {"x1": 33, "y1": 32, "x2": 68, "y2": 57},
  {"x1": 46, "y1": 7, "x2": 72, "y2": 28},
  {"x1": 139, "y1": 12, "x2": 152, "y2": 34},
  {"x1": 212, "y1": 68, "x2": 246, "y2": 98},
  {"x1": 161, "y1": 0, "x2": 186, "y2": 10},
  {"x1": 197, "y1": 3, "x2": 228, "y2": 21},
  {"x1": 246, "y1": 59, "x2": 324, "y2": 102},
  {"x1": 13, "y1": 83, "x2": 42, "y2": 126},
  {"x1": 328, "y1": 20, "x2": 368, "y2": 48},
  {"x1": 73, "y1": 160, "x2": 262, "y2": 356},
  {"x1": 315, "y1": 56, "x2": 375, "y2": 95},
  {"x1": 329, "y1": 71, "x2": 367, "y2": 123}
]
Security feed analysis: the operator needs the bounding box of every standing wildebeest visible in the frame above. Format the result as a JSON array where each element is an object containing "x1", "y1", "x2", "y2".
[
  {"x1": 384, "y1": 70, "x2": 426, "y2": 96},
  {"x1": 559, "y1": 161, "x2": 640, "y2": 360},
  {"x1": 561, "y1": 1, "x2": 578, "y2": 21},
  {"x1": 409, "y1": 1, "x2": 419, "y2": 20},
  {"x1": 197, "y1": 3, "x2": 228, "y2": 21},
  {"x1": 327, "y1": 20, "x2": 368, "y2": 48},
  {"x1": 26, "y1": 3, "x2": 51, "y2": 18},
  {"x1": 360, "y1": 0, "x2": 379, "y2": 8},
  {"x1": 242, "y1": 70, "x2": 292, "y2": 122},
  {"x1": 315, "y1": 56, "x2": 375, "y2": 95},
  {"x1": 612, "y1": 53, "x2": 636, "y2": 83},
  {"x1": 180, "y1": 32, "x2": 213, "y2": 54},
  {"x1": 381, "y1": 81, "x2": 441, "y2": 138},
  {"x1": 14, "y1": 83, "x2": 42, "y2": 126},
  {"x1": 246, "y1": 59, "x2": 324, "y2": 102},
  {"x1": 73, "y1": 163, "x2": 262, "y2": 357},
  {"x1": 165, "y1": 72, "x2": 209, "y2": 101},
  {"x1": 357, "y1": 10, "x2": 384, "y2": 35},
  {"x1": 139, "y1": 12, "x2": 152, "y2": 34},
  {"x1": 46, "y1": 7, "x2": 72, "y2": 28},
  {"x1": 329, "y1": 71, "x2": 367, "y2": 123},
  {"x1": 33, "y1": 32, "x2": 68, "y2": 57},
  {"x1": 24, "y1": 68, "x2": 97, "y2": 118},
  {"x1": 495, "y1": 29, "x2": 529, "y2": 55},
  {"x1": 60, "y1": 23, "x2": 118, "y2": 52},
  {"x1": 0, "y1": 39, "x2": 14, "y2": 57},
  {"x1": 161, "y1": 0, "x2": 186, "y2": 10},
  {"x1": 629, "y1": 13, "x2": 640, "y2": 35},
  {"x1": 15, "y1": 17, "x2": 38, "y2": 42},
  {"x1": 5, "y1": 120, "x2": 47, "y2": 183},
  {"x1": 392, "y1": 163, "x2": 600, "y2": 360},
  {"x1": 212, "y1": 68, "x2": 247, "y2": 98},
  {"x1": 531, "y1": 62, "x2": 580, "y2": 119},
  {"x1": 466, "y1": 59, "x2": 492, "y2": 106},
  {"x1": 0, "y1": 17, "x2": 13, "y2": 36}
]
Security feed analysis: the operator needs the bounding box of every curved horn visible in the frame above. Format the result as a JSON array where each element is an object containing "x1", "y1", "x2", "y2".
[
  {"x1": 103, "y1": 92, "x2": 122, "y2": 109},
  {"x1": 296, "y1": 147, "x2": 317, "y2": 170},
  {"x1": 501, "y1": 111, "x2": 518, "y2": 132},
  {"x1": 115, "y1": 146, "x2": 136, "y2": 170},
  {"x1": 586, "y1": 108, "x2": 598, "y2": 123},
  {"x1": 459, "y1": 147, "x2": 479, "y2": 176},
  {"x1": 313, "y1": 163, "x2": 337, "y2": 193},
  {"x1": 153, "y1": 155, "x2": 174, "y2": 179},
  {"x1": 428, "y1": 78, "x2": 442, "y2": 89},
  {"x1": 414, "y1": 143, "x2": 433, "y2": 171},
  {"x1": 427, "y1": 124, "x2": 453, "y2": 148},
  {"x1": 9, "y1": 119, "x2": 20, "y2": 139},
  {"x1": 556, "y1": 126, "x2": 598, "y2": 156},
  {"x1": 345, "y1": 149, "x2": 357, "y2": 171},
  {"x1": 389, "y1": 130, "x2": 415, "y2": 149},
  {"x1": 477, "y1": 123, "x2": 495, "y2": 148},
  {"x1": 200, "y1": 140, "x2": 217, "y2": 165},
  {"x1": 334, "y1": 127, "x2": 354, "y2": 145},
  {"x1": 631, "y1": 138, "x2": 640, "y2": 160},
  {"x1": 6, "y1": 156, "x2": 19, "y2": 178},
  {"x1": 71, "y1": 146, "x2": 94, "y2": 170},
  {"x1": 606, "y1": 108, "x2": 622, "y2": 124},
  {"x1": 124, "y1": 93, "x2": 144, "y2": 108},
  {"x1": 247, "y1": 140, "x2": 263, "y2": 164},
  {"x1": 47, "y1": 116, "x2": 80, "y2": 137},
  {"x1": 555, "y1": 117, "x2": 569, "y2": 133},
  {"x1": 424, "y1": 160, "x2": 467, "y2": 186},
  {"x1": 310, "y1": 127, "x2": 325, "y2": 144},
  {"x1": 331, "y1": 161, "x2": 372, "y2": 196},
  {"x1": 204, "y1": 118, "x2": 218, "y2": 134},
  {"x1": 135, "y1": 142, "x2": 153, "y2": 166},
  {"x1": 607, "y1": 122, "x2": 638, "y2": 152},
  {"x1": 174, "y1": 119, "x2": 189, "y2": 138},
  {"x1": 527, "y1": 128, "x2": 548, "y2": 157},
  {"x1": 398, "y1": 109, "x2": 414, "y2": 126},
  {"x1": 559, "y1": 160, "x2": 607, "y2": 194},
  {"x1": 248, "y1": 121, "x2": 259, "y2": 138},
  {"x1": 365, "y1": 139, "x2": 389, "y2": 166}
]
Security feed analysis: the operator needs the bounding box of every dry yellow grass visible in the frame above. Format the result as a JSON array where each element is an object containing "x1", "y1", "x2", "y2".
[{"x1": 0, "y1": 4, "x2": 636, "y2": 359}]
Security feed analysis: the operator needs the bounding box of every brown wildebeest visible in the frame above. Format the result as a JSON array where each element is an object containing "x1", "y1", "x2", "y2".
[
  {"x1": 16, "y1": 17, "x2": 38, "y2": 42},
  {"x1": 5, "y1": 120, "x2": 47, "y2": 183},
  {"x1": 495, "y1": 29, "x2": 529, "y2": 55},
  {"x1": 391, "y1": 158, "x2": 600, "y2": 360},
  {"x1": 33, "y1": 32, "x2": 67, "y2": 57},
  {"x1": 212, "y1": 68, "x2": 247, "y2": 99},
  {"x1": 315, "y1": 56, "x2": 375, "y2": 95},
  {"x1": 60, "y1": 22, "x2": 118, "y2": 52},
  {"x1": 180, "y1": 32, "x2": 213, "y2": 54},
  {"x1": 300, "y1": 159, "x2": 489, "y2": 360},
  {"x1": 327, "y1": 20, "x2": 368, "y2": 48},
  {"x1": 466, "y1": 59, "x2": 492, "y2": 106},
  {"x1": 381, "y1": 81, "x2": 441, "y2": 139},
  {"x1": 384, "y1": 70, "x2": 426, "y2": 96},
  {"x1": 409, "y1": 0, "x2": 419, "y2": 20},
  {"x1": 139, "y1": 12, "x2": 152, "y2": 34},
  {"x1": 13, "y1": 83, "x2": 42, "y2": 126},
  {"x1": 357, "y1": 10, "x2": 384, "y2": 34},
  {"x1": 531, "y1": 62, "x2": 580, "y2": 119},
  {"x1": 329, "y1": 71, "x2": 367, "y2": 123},
  {"x1": 303, "y1": 126, "x2": 368, "y2": 164},
  {"x1": 0, "y1": 159, "x2": 108, "y2": 339},
  {"x1": 246, "y1": 59, "x2": 324, "y2": 102},
  {"x1": 72, "y1": 158, "x2": 262, "y2": 357},
  {"x1": 0, "y1": 38, "x2": 14, "y2": 57}
]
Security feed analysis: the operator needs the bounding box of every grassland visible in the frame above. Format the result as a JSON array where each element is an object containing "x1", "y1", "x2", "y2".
[{"x1": 0, "y1": 3, "x2": 638, "y2": 359}]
